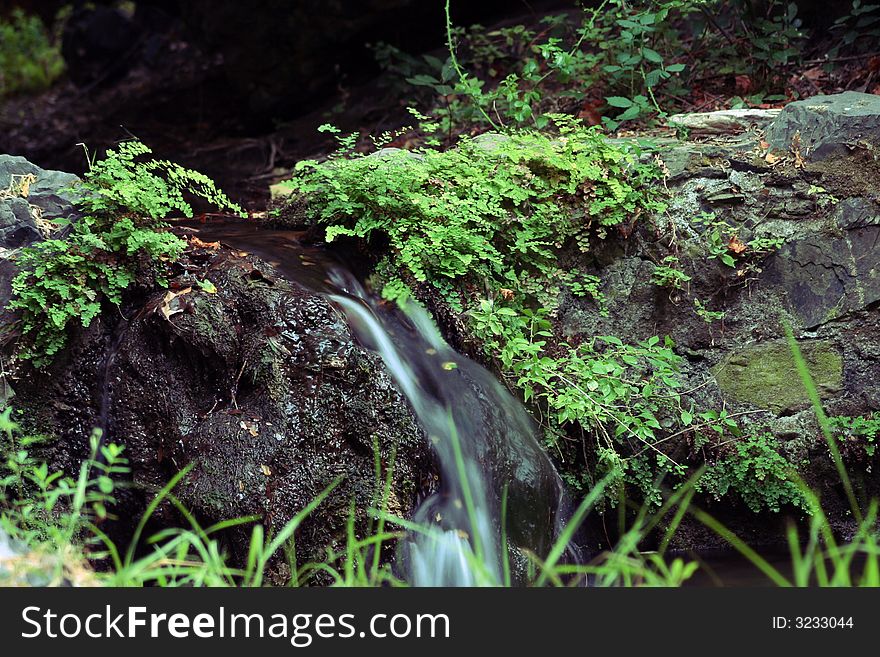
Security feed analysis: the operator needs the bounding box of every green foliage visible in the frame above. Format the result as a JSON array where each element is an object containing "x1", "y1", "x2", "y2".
[
  {"x1": 376, "y1": 0, "x2": 816, "y2": 138},
  {"x1": 693, "y1": 210, "x2": 737, "y2": 267},
  {"x1": 591, "y1": 0, "x2": 691, "y2": 129},
  {"x1": 699, "y1": 432, "x2": 808, "y2": 513},
  {"x1": 739, "y1": 2, "x2": 806, "y2": 73},
  {"x1": 831, "y1": 0, "x2": 880, "y2": 54},
  {"x1": 7, "y1": 141, "x2": 241, "y2": 366},
  {"x1": 1, "y1": 409, "x2": 128, "y2": 560},
  {"x1": 455, "y1": 296, "x2": 689, "y2": 506},
  {"x1": 0, "y1": 9, "x2": 64, "y2": 97},
  {"x1": 829, "y1": 414, "x2": 880, "y2": 460},
  {"x1": 651, "y1": 255, "x2": 691, "y2": 290},
  {"x1": 693, "y1": 297, "x2": 725, "y2": 324},
  {"x1": 290, "y1": 117, "x2": 663, "y2": 311}
]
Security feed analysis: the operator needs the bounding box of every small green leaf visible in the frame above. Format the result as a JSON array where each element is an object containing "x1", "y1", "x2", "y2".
[{"x1": 606, "y1": 96, "x2": 634, "y2": 108}]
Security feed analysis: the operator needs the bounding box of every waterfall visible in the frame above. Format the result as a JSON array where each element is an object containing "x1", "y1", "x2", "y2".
[{"x1": 190, "y1": 220, "x2": 574, "y2": 586}]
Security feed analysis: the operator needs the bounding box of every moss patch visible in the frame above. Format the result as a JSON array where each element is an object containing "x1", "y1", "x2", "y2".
[{"x1": 712, "y1": 339, "x2": 842, "y2": 414}]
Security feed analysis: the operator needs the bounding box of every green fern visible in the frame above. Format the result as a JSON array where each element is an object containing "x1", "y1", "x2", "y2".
[{"x1": 8, "y1": 141, "x2": 242, "y2": 366}]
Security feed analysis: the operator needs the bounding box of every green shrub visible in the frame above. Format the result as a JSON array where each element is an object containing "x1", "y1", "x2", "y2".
[
  {"x1": 829, "y1": 414, "x2": 880, "y2": 460},
  {"x1": 8, "y1": 141, "x2": 242, "y2": 365},
  {"x1": 0, "y1": 9, "x2": 64, "y2": 97}
]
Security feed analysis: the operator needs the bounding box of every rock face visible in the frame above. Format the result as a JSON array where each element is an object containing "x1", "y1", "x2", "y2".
[
  {"x1": 765, "y1": 91, "x2": 880, "y2": 159},
  {"x1": 712, "y1": 340, "x2": 843, "y2": 414},
  {"x1": 555, "y1": 92, "x2": 880, "y2": 537},
  {"x1": 0, "y1": 154, "x2": 80, "y2": 249}
]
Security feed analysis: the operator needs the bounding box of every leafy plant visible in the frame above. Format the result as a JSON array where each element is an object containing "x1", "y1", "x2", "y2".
[
  {"x1": 288, "y1": 116, "x2": 663, "y2": 312},
  {"x1": 829, "y1": 414, "x2": 880, "y2": 461},
  {"x1": 698, "y1": 431, "x2": 808, "y2": 513},
  {"x1": 0, "y1": 8, "x2": 64, "y2": 97},
  {"x1": 830, "y1": 1, "x2": 880, "y2": 54},
  {"x1": 651, "y1": 255, "x2": 691, "y2": 290},
  {"x1": 1, "y1": 408, "x2": 129, "y2": 585},
  {"x1": 693, "y1": 297, "x2": 725, "y2": 324},
  {"x1": 7, "y1": 141, "x2": 241, "y2": 365},
  {"x1": 595, "y1": 0, "x2": 689, "y2": 129}
]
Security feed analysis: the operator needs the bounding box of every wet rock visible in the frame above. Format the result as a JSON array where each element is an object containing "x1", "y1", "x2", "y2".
[
  {"x1": 0, "y1": 155, "x2": 81, "y2": 345},
  {"x1": 762, "y1": 225, "x2": 880, "y2": 328},
  {"x1": 12, "y1": 248, "x2": 437, "y2": 576},
  {"x1": 765, "y1": 91, "x2": 880, "y2": 160}
]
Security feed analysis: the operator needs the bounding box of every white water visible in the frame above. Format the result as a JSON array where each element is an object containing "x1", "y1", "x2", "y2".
[{"x1": 331, "y1": 294, "x2": 502, "y2": 586}]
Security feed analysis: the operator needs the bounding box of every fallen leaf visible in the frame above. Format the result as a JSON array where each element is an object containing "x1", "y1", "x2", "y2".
[
  {"x1": 791, "y1": 132, "x2": 805, "y2": 168},
  {"x1": 240, "y1": 420, "x2": 259, "y2": 437},
  {"x1": 728, "y1": 235, "x2": 747, "y2": 255},
  {"x1": 734, "y1": 74, "x2": 752, "y2": 95},
  {"x1": 190, "y1": 236, "x2": 221, "y2": 249},
  {"x1": 198, "y1": 279, "x2": 218, "y2": 294},
  {"x1": 499, "y1": 288, "x2": 515, "y2": 300},
  {"x1": 765, "y1": 152, "x2": 780, "y2": 165},
  {"x1": 577, "y1": 101, "x2": 603, "y2": 126},
  {"x1": 260, "y1": 464, "x2": 272, "y2": 476},
  {"x1": 159, "y1": 287, "x2": 192, "y2": 320},
  {"x1": 17, "y1": 174, "x2": 34, "y2": 197},
  {"x1": 802, "y1": 66, "x2": 824, "y2": 82}
]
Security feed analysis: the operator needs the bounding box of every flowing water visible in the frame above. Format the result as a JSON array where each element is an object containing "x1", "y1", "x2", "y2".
[{"x1": 187, "y1": 219, "x2": 574, "y2": 586}]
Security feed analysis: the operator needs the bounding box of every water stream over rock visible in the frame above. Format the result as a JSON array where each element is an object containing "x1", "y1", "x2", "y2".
[{"x1": 193, "y1": 220, "x2": 574, "y2": 585}]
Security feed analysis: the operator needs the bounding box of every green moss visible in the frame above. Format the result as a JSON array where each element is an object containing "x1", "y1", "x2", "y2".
[{"x1": 712, "y1": 340, "x2": 842, "y2": 413}]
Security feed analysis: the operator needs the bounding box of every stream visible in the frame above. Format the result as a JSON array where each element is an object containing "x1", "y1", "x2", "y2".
[{"x1": 185, "y1": 219, "x2": 576, "y2": 586}]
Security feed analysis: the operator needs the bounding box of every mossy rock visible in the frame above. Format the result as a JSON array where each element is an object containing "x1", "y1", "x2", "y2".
[{"x1": 712, "y1": 340, "x2": 842, "y2": 414}]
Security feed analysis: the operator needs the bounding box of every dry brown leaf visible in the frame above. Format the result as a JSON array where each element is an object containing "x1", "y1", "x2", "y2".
[
  {"x1": 159, "y1": 287, "x2": 192, "y2": 320},
  {"x1": 190, "y1": 236, "x2": 221, "y2": 249},
  {"x1": 734, "y1": 74, "x2": 752, "y2": 95},
  {"x1": 728, "y1": 235, "x2": 747, "y2": 255},
  {"x1": 240, "y1": 420, "x2": 259, "y2": 437},
  {"x1": 802, "y1": 66, "x2": 824, "y2": 82}
]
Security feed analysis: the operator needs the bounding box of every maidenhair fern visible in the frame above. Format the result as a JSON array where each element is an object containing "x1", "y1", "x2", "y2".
[
  {"x1": 287, "y1": 115, "x2": 664, "y2": 310},
  {"x1": 8, "y1": 141, "x2": 242, "y2": 365}
]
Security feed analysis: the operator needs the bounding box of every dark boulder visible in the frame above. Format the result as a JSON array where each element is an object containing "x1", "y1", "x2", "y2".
[
  {"x1": 10, "y1": 243, "x2": 437, "y2": 577},
  {"x1": 765, "y1": 91, "x2": 880, "y2": 160}
]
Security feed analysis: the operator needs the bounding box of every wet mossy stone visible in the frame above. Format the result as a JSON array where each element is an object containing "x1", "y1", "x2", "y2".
[
  {"x1": 765, "y1": 92, "x2": 880, "y2": 160},
  {"x1": 712, "y1": 340, "x2": 842, "y2": 414}
]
